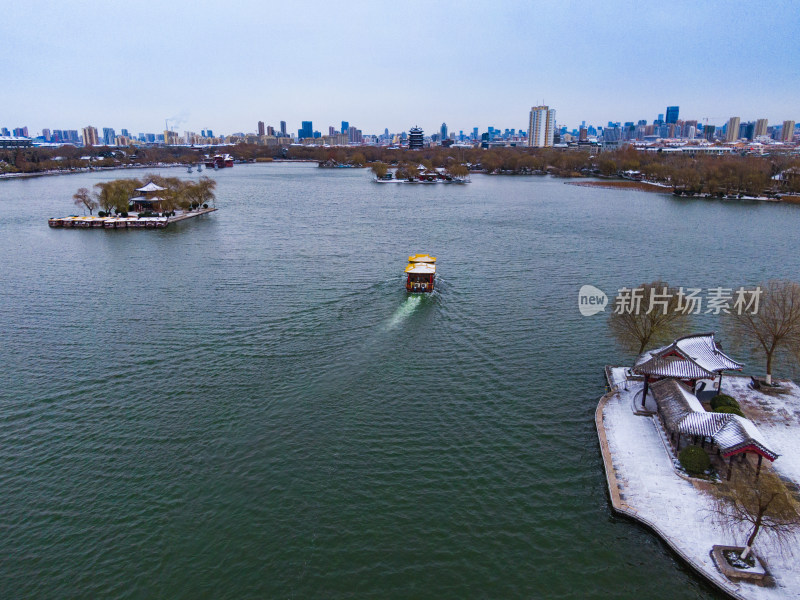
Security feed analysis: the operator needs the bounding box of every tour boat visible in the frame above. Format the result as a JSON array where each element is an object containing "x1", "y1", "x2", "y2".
[
  {"x1": 204, "y1": 154, "x2": 234, "y2": 168},
  {"x1": 405, "y1": 254, "x2": 436, "y2": 293}
]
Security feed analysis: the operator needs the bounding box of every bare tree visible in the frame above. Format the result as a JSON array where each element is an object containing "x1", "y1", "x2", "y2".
[
  {"x1": 712, "y1": 469, "x2": 800, "y2": 561},
  {"x1": 371, "y1": 162, "x2": 388, "y2": 178},
  {"x1": 73, "y1": 187, "x2": 98, "y2": 215},
  {"x1": 608, "y1": 281, "x2": 692, "y2": 356},
  {"x1": 728, "y1": 280, "x2": 800, "y2": 385}
]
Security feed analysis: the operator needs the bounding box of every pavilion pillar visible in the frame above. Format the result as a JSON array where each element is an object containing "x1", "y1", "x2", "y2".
[
  {"x1": 641, "y1": 376, "x2": 649, "y2": 409},
  {"x1": 718, "y1": 371, "x2": 724, "y2": 393},
  {"x1": 726, "y1": 457, "x2": 733, "y2": 481},
  {"x1": 756, "y1": 455, "x2": 763, "y2": 480}
]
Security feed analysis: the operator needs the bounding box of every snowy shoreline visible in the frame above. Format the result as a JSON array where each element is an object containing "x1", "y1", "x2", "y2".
[
  {"x1": 597, "y1": 372, "x2": 800, "y2": 599},
  {"x1": 0, "y1": 162, "x2": 188, "y2": 181}
]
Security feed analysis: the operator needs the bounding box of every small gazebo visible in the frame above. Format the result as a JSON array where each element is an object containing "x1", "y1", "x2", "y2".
[
  {"x1": 129, "y1": 181, "x2": 167, "y2": 212},
  {"x1": 633, "y1": 333, "x2": 743, "y2": 407}
]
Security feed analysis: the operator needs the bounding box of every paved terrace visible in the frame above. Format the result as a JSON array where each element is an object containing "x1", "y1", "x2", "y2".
[{"x1": 597, "y1": 371, "x2": 800, "y2": 600}]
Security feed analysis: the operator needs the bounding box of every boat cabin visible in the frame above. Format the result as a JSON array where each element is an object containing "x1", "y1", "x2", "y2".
[{"x1": 405, "y1": 254, "x2": 436, "y2": 293}]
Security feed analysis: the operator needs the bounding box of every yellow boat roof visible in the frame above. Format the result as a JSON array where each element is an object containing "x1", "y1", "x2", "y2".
[
  {"x1": 408, "y1": 254, "x2": 436, "y2": 263},
  {"x1": 405, "y1": 262, "x2": 436, "y2": 274}
]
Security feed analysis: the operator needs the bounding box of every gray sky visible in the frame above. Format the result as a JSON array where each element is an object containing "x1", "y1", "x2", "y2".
[{"x1": 2, "y1": 0, "x2": 799, "y2": 136}]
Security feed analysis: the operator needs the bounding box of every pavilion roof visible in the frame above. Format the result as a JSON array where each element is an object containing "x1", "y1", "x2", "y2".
[
  {"x1": 136, "y1": 181, "x2": 166, "y2": 193},
  {"x1": 715, "y1": 415, "x2": 779, "y2": 461},
  {"x1": 651, "y1": 378, "x2": 704, "y2": 431},
  {"x1": 634, "y1": 333, "x2": 742, "y2": 379},
  {"x1": 652, "y1": 377, "x2": 778, "y2": 462}
]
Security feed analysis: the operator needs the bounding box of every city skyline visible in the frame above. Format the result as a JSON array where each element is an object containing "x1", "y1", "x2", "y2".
[{"x1": 2, "y1": 0, "x2": 799, "y2": 136}]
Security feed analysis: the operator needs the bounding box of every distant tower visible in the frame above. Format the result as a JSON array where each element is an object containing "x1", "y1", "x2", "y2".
[
  {"x1": 754, "y1": 119, "x2": 768, "y2": 138},
  {"x1": 408, "y1": 126, "x2": 424, "y2": 149},
  {"x1": 440, "y1": 122, "x2": 447, "y2": 140},
  {"x1": 665, "y1": 106, "x2": 679, "y2": 124},
  {"x1": 782, "y1": 120, "x2": 796, "y2": 142},
  {"x1": 725, "y1": 117, "x2": 741, "y2": 142},
  {"x1": 341, "y1": 121, "x2": 349, "y2": 134},
  {"x1": 82, "y1": 126, "x2": 99, "y2": 147},
  {"x1": 258, "y1": 121, "x2": 265, "y2": 136},
  {"x1": 527, "y1": 105, "x2": 556, "y2": 147},
  {"x1": 280, "y1": 121, "x2": 287, "y2": 136}
]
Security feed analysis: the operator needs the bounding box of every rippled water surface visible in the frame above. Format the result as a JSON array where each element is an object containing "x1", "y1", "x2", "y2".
[{"x1": 3, "y1": 163, "x2": 800, "y2": 599}]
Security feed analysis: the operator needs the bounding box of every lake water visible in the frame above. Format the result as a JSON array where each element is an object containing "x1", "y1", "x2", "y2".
[{"x1": 3, "y1": 163, "x2": 800, "y2": 599}]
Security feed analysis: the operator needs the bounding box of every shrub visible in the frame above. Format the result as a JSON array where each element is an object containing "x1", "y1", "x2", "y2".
[
  {"x1": 710, "y1": 394, "x2": 739, "y2": 410},
  {"x1": 679, "y1": 445, "x2": 711, "y2": 475},
  {"x1": 202, "y1": 203, "x2": 208, "y2": 209},
  {"x1": 97, "y1": 210, "x2": 106, "y2": 217},
  {"x1": 119, "y1": 211, "x2": 128, "y2": 218},
  {"x1": 714, "y1": 405, "x2": 746, "y2": 418}
]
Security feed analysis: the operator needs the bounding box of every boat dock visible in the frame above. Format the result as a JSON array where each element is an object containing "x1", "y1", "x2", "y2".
[{"x1": 48, "y1": 208, "x2": 217, "y2": 229}]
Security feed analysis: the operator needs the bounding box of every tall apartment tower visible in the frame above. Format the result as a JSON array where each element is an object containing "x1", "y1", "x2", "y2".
[
  {"x1": 82, "y1": 126, "x2": 99, "y2": 146},
  {"x1": 440, "y1": 122, "x2": 447, "y2": 140},
  {"x1": 725, "y1": 117, "x2": 741, "y2": 142},
  {"x1": 528, "y1": 106, "x2": 556, "y2": 147},
  {"x1": 782, "y1": 120, "x2": 796, "y2": 142},
  {"x1": 754, "y1": 119, "x2": 769, "y2": 138},
  {"x1": 280, "y1": 121, "x2": 287, "y2": 136},
  {"x1": 258, "y1": 121, "x2": 265, "y2": 136}
]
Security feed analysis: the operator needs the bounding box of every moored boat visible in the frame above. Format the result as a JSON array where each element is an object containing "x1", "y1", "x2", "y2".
[{"x1": 405, "y1": 254, "x2": 436, "y2": 292}]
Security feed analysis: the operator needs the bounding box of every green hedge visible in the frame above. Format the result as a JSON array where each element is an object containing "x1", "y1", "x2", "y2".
[
  {"x1": 710, "y1": 394, "x2": 739, "y2": 410},
  {"x1": 713, "y1": 405, "x2": 746, "y2": 418},
  {"x1": 679, "y1": 445, "x2": 711, "y2": 475}
]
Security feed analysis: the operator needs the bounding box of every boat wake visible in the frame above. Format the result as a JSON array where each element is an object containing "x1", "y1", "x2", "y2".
[{"x1": 386, "y1": 295, "x2": 422, "y2": 329}]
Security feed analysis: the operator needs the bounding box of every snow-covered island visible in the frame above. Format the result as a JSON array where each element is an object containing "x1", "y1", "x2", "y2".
[{"x1": 598, "y1": 334, "x2": 800, "y2": 599}]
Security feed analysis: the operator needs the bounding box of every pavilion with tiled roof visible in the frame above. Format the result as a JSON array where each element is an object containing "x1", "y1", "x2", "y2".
[{"x1": 633, "y1": 333, "x2": 743, "y2": 408}]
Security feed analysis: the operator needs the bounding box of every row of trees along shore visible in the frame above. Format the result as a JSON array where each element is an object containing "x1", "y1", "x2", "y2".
[
  {"x1": 73, "y1": 175, "x2": 216, "y2": 215},
  {"x1": 4, "y1": 144, "x2": 800, "y2": 197}
]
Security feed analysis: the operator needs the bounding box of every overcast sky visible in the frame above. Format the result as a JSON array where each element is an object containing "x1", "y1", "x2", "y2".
[{"x1": 2, "y1": 0, "x2": 799, "y2": 137}]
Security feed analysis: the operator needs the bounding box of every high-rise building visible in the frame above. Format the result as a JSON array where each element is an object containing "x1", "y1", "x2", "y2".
[
  {"x1": 725, "y1": 117, "x2": 741, "y2": 142},
  {"x1": 280, "y1": 121, "x2": 286, "y2": 136},
  {"x1": 267, "y1": 125, "x2": 275, "y2": 136},
  {"x1": 121, "y1": 128, "x2": 129, "y2": 138},
  {"x1": 472, "y1": 127, "x2": 479, "y2": 140},
  {"x1": 579, "y1": 127, "x2": 588, "y2": 141},
  {"x1": 258, "y1": 121, "x2": 265, "y2": 136},
  {"x1": 527, "y1": 105, "x2": 556, "y2": 147},
  {"x1": 13, "y1": 126, "x2": 29, "y2": 137},
  {"x1": 328, "y1": 126, "x2": 336, "y2": 136},
  {"x1": 348, "y1": 127, "x2": 362, "y2": 143},
  {"x1": 102, "y1": 127, "x2": 116, "y2": 145},
  {"x1": 782, "y1": 120, "x2": 796, "y2": 142},
  {"x1": 42, "y1": 128, "x2": 51, "y2": 142},
  {"x1": 408, "y1": 126, "x2": 424, "y2": 149},
  {"x1": 341, "y1": 121, "x2": 349, "y2": 134},
  {"x1": 298, "y1": 121, "x2": 313, "y2": 139},
  {"x1": 754, "y1": 119, "x2": 768, "y2": 138},
  {"x1": 0, "y1": 127, "x2": 9, "y2": 136},
  {"x1": 82, "y1": 126, "x2": 99, "y2": 146},
  {"x1": 741, "y1": 122, "x2": 755, "y2": 141},
  {"x1": 666, "y1": 106, "x2": 679, "y2": 124},
  {"x1": 440, "y1": 122, "x2": 447, "y2": 141}
]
